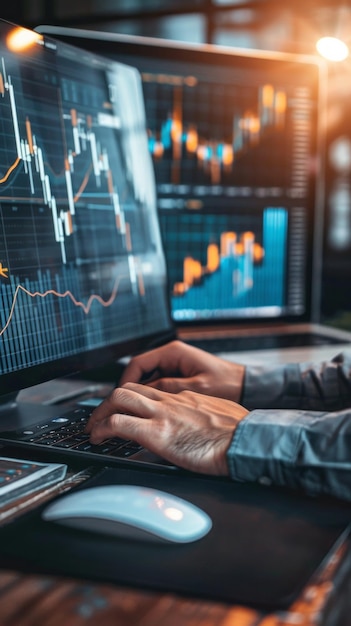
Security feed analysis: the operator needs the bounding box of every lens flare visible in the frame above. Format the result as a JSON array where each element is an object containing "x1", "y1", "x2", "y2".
[{"x1": 6, "y1": 27, "x2": 43, "y2": 52}]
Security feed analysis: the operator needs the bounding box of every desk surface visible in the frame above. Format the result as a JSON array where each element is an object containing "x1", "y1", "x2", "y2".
[
  {"x1": 178, "y1": 322, "x2": 351, "y2": 365},
  {"x1": 0, "y1": 543, "x2": 350, "y2": 626},
  {"x1": 0, "y1": 465, "x2": 350, "y2": 626}
]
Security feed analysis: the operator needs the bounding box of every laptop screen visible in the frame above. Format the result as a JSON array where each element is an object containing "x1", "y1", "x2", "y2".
[
  {"x1": 35, "y1": 28, "x2": 325, "y2": 329},
  {"x1": 0, "y1": 20, "x2": 174, "y2": 397}
]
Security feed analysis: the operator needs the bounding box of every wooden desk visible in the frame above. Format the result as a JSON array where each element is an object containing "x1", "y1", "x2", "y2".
[
  {"x1": 0, "y1": 466, "x2": 350, "y2": 626},
  {"x1": 0, "y1": 542, "x2": 350, "y2": 626}
]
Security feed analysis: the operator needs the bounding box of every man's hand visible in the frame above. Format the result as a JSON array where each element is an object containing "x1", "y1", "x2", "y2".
[
  {"x1": 86, "y1": 383, "x2": 249, "y2": 475},
  {"x1": 120, "y1": 340, "x2": 245, "y2": 403}
]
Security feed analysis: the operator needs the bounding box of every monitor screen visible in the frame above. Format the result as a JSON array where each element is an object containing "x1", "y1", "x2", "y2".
[
  {"x1": 36, "y1": 28, "x2": 325, "y2": 327},
  {"x1": 0, "y1": 21, "x2": 173, "y2": 397}
]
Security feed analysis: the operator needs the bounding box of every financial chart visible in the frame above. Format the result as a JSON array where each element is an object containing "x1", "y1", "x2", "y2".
[
  {"x1": 119, "y1": 49, "x2": 318, "y2": 322},
  {"x1": 0, "y1": 25, "x2": 169, "y2": 375}
]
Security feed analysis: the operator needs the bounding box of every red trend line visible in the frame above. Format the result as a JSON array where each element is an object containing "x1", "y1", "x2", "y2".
[{"x1": 0, "y1": 274, "x2": 126, "y2": 337}]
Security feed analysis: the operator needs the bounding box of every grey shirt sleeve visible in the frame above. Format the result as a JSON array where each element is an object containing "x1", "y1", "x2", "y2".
[
  {"x1": 227, "y1": 351, "x2": 351, "y2": 501},
  {"x1": 241, "y1": 351, "x2": 351, "y2": 411}
]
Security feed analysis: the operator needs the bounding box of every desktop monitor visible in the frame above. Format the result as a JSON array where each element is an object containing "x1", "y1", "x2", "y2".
[
  {"x1": 35, "y1": 27, "x2": 326, "y2": 329},
  {"x1": 0, "y1": 20, "x2": 174, "y2": 399}
]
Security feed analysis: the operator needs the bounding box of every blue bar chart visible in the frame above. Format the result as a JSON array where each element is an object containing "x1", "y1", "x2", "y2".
[{"x1": 170, "y1": 207, "x2": 288, "y2": 320}]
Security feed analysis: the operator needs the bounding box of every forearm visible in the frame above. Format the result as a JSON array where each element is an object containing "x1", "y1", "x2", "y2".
[{"x1": 227, "y1": 407, "x2": 351, "y2": 501}]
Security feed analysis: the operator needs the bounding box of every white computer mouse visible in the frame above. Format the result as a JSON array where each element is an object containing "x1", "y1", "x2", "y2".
[{"x1": 42, "y1": 484, "x2": 212, "y2": 544}]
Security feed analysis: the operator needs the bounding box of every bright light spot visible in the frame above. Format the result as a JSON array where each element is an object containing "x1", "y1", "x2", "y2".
[
  {"x1": 316, "y1": 36, "x2": 349, "y2": 62},
  {"x1": 6, "y1": 27, "x2": 43, "y2": 52},
  {"x1": 164, "y1": 507, "x2": 184, "y2": 522}
]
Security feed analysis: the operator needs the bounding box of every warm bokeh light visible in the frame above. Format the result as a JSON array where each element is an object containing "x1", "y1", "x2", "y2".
[
  {"x1": 6, "y1": 27, "x2": 43, "y2": 52},
  {"x1": 316, "y1": 36, "x2": 349, "y2": 62}
]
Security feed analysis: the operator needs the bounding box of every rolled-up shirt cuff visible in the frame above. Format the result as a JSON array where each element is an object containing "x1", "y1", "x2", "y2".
[{"x1": 227, "y1": 410, "x2": 310, "y2": 489}]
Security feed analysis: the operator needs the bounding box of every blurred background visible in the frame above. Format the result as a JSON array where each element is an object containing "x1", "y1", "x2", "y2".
[{"x1": 3, "y1": 0, "x2": 351, "y2": 329}]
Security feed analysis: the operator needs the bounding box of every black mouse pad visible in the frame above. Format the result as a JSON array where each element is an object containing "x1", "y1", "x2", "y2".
[{"x1": 0, "y1": 466, "x2": 350, "y2": 610}]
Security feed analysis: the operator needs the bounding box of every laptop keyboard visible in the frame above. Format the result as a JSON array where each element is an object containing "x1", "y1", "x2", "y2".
[
  {"x1": 185, "y1": 332, "x2": 351, "y2": 353},
  {"x1": 6, "y1": 405, "x2": 143, "y2": 459},
  {"x1": 4, "y1": 330, "x2": 350, "y2": 457}
]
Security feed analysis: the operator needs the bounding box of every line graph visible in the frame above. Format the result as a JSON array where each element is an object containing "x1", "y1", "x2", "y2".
[
  {"x1": 0, "y1": 273, "x2": 127, "y2": 338},
  {"x1": 0, "y1": 257, "x2": 151, "y2": 370},
  {"x1": 0, "y1": 156, "x2": 21, "y2": 183}
]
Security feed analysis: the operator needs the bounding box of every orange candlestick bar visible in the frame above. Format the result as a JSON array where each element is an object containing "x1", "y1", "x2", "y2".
[
  {"x1": 171, "y1": 86, "x2": 183, "y2": 162},
  {"x1": 207, "y1": 243, "x2": 220, "y2": 273},
  {"x1": 173, "y1": 282, "x2": 187, "y2": 295},
  {"x1": 65, "y1": 210, "x2": 73, "y2": 236},
  {"x1": 25, "y1": 117, "x2": 34, "y2": 155},
  {"x1": 185, "y1": 126, "x2": 198, "y2": 153},
  {"x1": 253, "y1": 242, "x2": 265, "y2": 262},
  {"x1": 184, "y1": 257, "x2": 202, "y2": 287},
  {"x1": 70, "y1": 108, "x2": 77, "y2": 127},
  {"x1": 242, "y1": 231, "x2": 255, "y2": 248},
  {"x1": 220, "y1": 232, "x2": 237, "y2": 257}
]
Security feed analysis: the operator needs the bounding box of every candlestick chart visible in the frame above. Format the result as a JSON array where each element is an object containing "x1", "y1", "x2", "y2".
[
  {"x1": 142, "y1": 70, "x2": 289, "y2": 189},
  {"x1": 0, "y1": 38, "x2": 168, "y2": 375}
]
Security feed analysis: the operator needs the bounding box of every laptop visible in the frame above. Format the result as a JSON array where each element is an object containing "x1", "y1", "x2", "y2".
[
  {"x1": 34, "y1": 26, "x2": 351, "y2": 362},
  {"x1": 0, "y1": 19, "x2": 177, "y2": 469}
]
